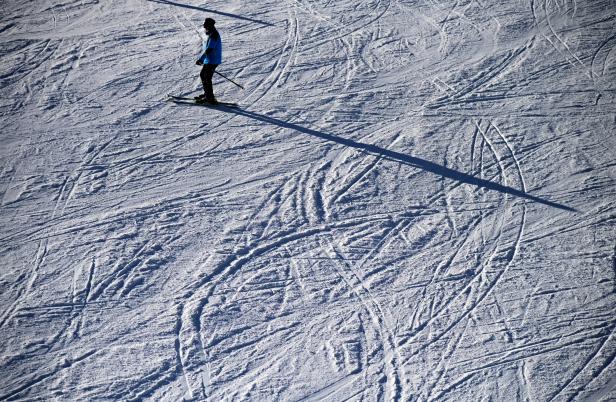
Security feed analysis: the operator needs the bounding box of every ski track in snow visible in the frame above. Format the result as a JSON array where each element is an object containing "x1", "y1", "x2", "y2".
[{"x1": 1, "y1": 0, "x2": 615, "y2": 400}]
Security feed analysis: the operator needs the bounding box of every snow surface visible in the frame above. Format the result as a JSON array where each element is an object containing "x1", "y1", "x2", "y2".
[{"x1": 1, "y1": 0, "x2": 616, "y2": 400}]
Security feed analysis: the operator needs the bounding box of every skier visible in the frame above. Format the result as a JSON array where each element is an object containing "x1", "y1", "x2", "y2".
[{"x1": 195, "y1": 18, "x2": 222, "y2": 105}]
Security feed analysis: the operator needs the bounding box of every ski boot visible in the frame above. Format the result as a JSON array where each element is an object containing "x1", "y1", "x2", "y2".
[{"x1": 195, "y1": 94, "x2": 218, "y2": 105}]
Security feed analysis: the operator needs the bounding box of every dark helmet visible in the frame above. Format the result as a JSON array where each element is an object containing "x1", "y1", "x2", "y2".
[{"x1": 204, "y1": 18, "x2": 216, "y2": 28}]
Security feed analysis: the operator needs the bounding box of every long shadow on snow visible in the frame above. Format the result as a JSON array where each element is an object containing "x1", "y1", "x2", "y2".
[
  {"x1": 146, "y1": 0, "x2": 274, "y2": 27},
  {"x1": 208, "y1": 105, "x2": 576, "y2": 212}
]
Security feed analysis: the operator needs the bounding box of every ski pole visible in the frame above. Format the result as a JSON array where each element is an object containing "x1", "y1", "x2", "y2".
[{"x1": 215, "y1": 70, "x2": 244, "y2": 90}]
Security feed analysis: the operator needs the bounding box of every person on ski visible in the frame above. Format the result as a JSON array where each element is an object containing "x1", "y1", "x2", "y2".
[{"x1": 196, "y1": 18, "x2": 222, "y2": 104}]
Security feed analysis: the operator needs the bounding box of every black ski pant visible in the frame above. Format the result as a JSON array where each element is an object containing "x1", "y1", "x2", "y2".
[{"x1": 200, "y1": 64, "x2": 218, "y2": 100}]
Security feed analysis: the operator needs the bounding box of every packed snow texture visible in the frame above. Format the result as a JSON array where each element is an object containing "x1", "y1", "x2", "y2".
[{"x1": 1, "y1": 0, "x2": 615, "y2": 400}]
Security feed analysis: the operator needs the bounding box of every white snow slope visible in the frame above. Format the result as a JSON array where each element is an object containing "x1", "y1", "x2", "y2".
[{"x1": 1, "y1": 0, "x2": 615, "y2": 400}]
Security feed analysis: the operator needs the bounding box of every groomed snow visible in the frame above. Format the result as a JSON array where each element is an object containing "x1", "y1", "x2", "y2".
[{"x1": 1, "y1": 0, "x2": 615, "y2": 400}]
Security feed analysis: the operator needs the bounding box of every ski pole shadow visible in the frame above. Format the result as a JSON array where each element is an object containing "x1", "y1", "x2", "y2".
[
  {"x1": 219, "y1": 106, "x2": 576, "y2": 212},
  {"x1": 146, "y1": 0, "x2": 275, "y2": 27}
]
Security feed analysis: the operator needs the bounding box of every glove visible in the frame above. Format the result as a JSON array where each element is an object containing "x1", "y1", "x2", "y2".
[{"x1": 196, "y1": 60, "x2": 203, "y2": 66}]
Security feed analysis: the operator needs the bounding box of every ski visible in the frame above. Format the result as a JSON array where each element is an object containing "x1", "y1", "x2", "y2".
[{"x1": 168, "y1": 95, "x2": 239, "y2": 108}]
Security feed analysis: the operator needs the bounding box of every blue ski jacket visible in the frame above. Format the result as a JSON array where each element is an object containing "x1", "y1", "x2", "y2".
[{"x1": 198, "y1": 32, "x2": 222, "y2": 65}]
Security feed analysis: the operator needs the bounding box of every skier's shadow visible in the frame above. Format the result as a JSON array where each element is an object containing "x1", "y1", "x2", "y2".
[
  {"x1": 146, "y1": 0, "x2": 274, "y2": 27},
  {"x1": 222, "y1": 106, "x2": 576, "y2": 212}
]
